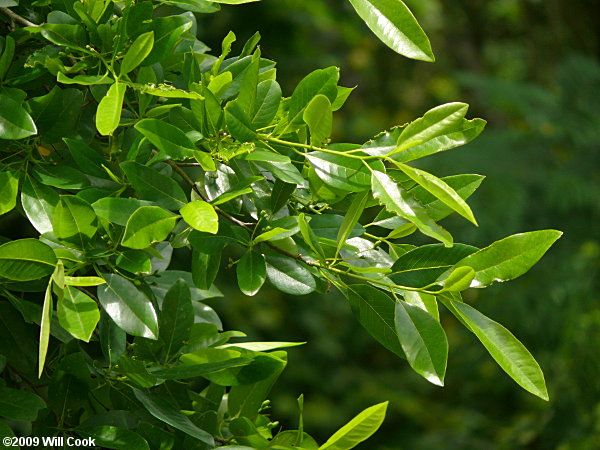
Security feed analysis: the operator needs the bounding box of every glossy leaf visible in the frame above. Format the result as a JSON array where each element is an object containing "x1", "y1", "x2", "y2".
[
  {"x1": 443, "y1": 296, "x2": 549, "y2": 400},
  {"x1": 449, "y1": 230, "x2": 563, "y2": 288},
  {"x1": 38, "y1": 278, "x2": 53, "y2": 378},
  {"x1": 394, "y1": 301, "x2": 448, "y2": 385},
  {"x1": 347, "y1": 0, "x2": 433, "y2": 61},
  {"x1": 92, "y1": 197, "x2": 155, "y2": 226},
  {"x1": 371, "y1": 170, "x2": 452, "y2": 246},
  {"x1": 135, "y1": 119, "x2": 197, "y2": 160},
  {"x1": 121, "y1": 162, "x2": 187, "y2": 210},
  {"x1": 121, "y1": 31, "x2": 154, "y2": 75},
  {"x1": 77, "y1": 426, "x2": 150, "y2": 450},
  {"x1": 347, "y1": 285, "x2": 405, "y2": 359},
  {"x1": 0, "y1": 171, "x2": 19, "y2": 215},
  {"x1": 180, "y1": 201, "x2": 219, "y2": 233},
  {"x1": 265, "y1": 254, "x2": 316, "y2": 295},
  {"x1": 251, "y1": 80, "x2": 282, "y2": 128},
  {"x1": 319, "y1": 401, "x2": 388, "y2": 450},
  {"x1": 336, "y1": 191, "x2": 369, "y2": 257},
  {"x1": 306, "y1": 151, "x2": 383, "y2": 192},
  {"x1": 53, "y1": 195, "x2": 98, "y2": 248},
  {"x1": 438, "y1": 266, "x2": 475, "y2": 292},
  {"x1": 96, "y1": 82, "x2": 126, "y2": 136},
  {"x1": 21, "y1": 174, "x2": 59, "y2": 234},
  {"x1": 57, "y1": 286, "x2": 100, "y2": 342},
  {"x1": 159, "y1": 279, "x2": 194, "y2": 359},
  {"x1": 0, "y1": 91, "x2": 37, "y2": 139},
  {"x1": 394, "y1": 163, "x2": 477, "y2": 225},
  {"x1": 121, "y1": 206, "x2": 178, "y2": 249},
  {"x1": 98, "y1": 274, "x2": 159, "y2": 339},
  {"x1": 237, "y1": 250, "x2": 266, "y2": 296},
  {"x1": 133, "y1": 389, "x2": 214, "y2": 446},
  {"x1": 0, "y1": 239, "x2": 57, "y2": 281}
]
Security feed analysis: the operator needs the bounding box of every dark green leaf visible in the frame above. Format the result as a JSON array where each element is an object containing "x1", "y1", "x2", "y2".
[
  {"x1": 92, "y1": 197, "x2": 155, "y2": 226},
  {"x1": 265, "y1": 254, "x2": 316, "y2": 295},
  {"x1": 98, "y1": 274, "x2": 159, "y2": 339},
  {"x1": 133, "y1": 389, "x2": 214, "y2": 446},
  {"x1": 21, "y1": 174, "x2": 59, "y2": 234},
  {"x1": 121, "y1": 162, "x2": 187, "y2": 210},
  {"x1": 0, "y1": 91, "x2": 37, "y2": 139},
  {"x1": 134, "y1": 119, "x2": 197, "y2": 160},
  {"x1": 0, "y1": 386, "x2": 46, "y2": 422},
  {"x1": 236, "y1": 250, "x2": 266, "y2": 296},
  {"x1": 77, "y1": 426, "x2": 150, "y2": 450},
  {"x1": 159, "y1": 279, "x2": 193, "y2": 359}
]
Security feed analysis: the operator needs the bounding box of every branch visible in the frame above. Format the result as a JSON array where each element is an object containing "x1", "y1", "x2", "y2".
[{"x1": 0, "y1": 7, "x2": 39, "y2": 27}]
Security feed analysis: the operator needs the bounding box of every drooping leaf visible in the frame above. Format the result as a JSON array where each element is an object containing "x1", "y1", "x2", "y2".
[
  {"x1": 319, "y1": 401, "x2": 388, "y2": 450},
  {"x1": 38, "y1": 277, "x2": 53, "y2": 378},
  {"x1": 442, "y1": 296, "x2": 549, "y2": 400},
  {"x1": 347, "y1": 284, "x2": 405, "y2": 359},
  {"x1": 159, "y1": 279, "x2": 194, "y2": 359},
  {"x1": 98, "y1": 274, "x2": 159, "y2": 339},
  {"x1": 394, "y1": 301, "x2": 448, "y2": 385},
  {"x1": 265, "y1": 254, "x2": 316, "y2": 295},
  {"x1": 133, "y1": 389, "x2": 214, "y2": 446},
  {"x1": 57, "y1": 286, "x2": 100, "y2": 342},
  {"x1": 347, "y1": 0, "x2": 434, "y2": 61},
  {"x1": 371, "y1": 170, "x2": 452, "y2": 246},
  {"x1": 236, "y1": 250, "x2": 266, "y2": 296},
  {"x1": 121, "y1": 206, "x2": 178, "y2": 249}
]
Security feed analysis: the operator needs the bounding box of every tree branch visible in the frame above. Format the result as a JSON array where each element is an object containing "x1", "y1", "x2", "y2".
[{"x1": 0, "y1": 7, "x2": 39, "y2": 27}]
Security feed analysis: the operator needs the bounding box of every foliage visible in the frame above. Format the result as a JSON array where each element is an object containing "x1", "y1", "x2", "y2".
[{"x1": 0, "y1": 0, "x2": 561, "y2": 448}]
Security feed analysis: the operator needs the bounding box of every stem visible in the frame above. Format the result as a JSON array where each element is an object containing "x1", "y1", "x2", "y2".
[
  {"x1": 0, "y1": 7, "x2": 39, "y2": 27},
  {"x1": 261, "y1": 134, "x2": 367, "y2": 160}
]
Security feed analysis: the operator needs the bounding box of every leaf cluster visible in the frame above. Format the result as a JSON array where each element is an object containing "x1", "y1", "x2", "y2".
[{"x1": 0, "y1": 0, "x2": 561, "y2": 448}]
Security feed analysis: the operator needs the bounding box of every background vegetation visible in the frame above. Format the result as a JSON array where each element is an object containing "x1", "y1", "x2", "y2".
[{"x1": 195, "y1": 1, "x2": 600, "y2": 448}]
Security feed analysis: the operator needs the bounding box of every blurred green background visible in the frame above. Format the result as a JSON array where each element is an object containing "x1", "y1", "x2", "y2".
[{"x1": 195, "y1": 1, "x2": 600, "y2": 448}]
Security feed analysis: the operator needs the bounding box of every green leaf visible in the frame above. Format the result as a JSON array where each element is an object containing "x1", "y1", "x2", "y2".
[
  {"x1": 0, "y1": 35, "x2": 15, "y2": 80},
  {"x1": 319, "y1": 401, "x2": 388, "y2": 450},
  {"x1": 438, "y1": 266, "x2": 475, "y2": 292},
  {"x1": 121, "y1": 206, "x2": 178, "y2": 249},
  {"x1": 64, "y1": 276, "x2": 106, "y2": 287},
  {"x1": 149, "y1": 358, "x2": 251, "y2": 380},
  {"x1": 92, "y1": 197, "x2": 155, "y2": 226},
  {"x1": 57, "y1": 286, "x2": 100, "y2": 342},
  {"x1": 237, "y1": 250, "x2": 266, "y2": 296},
  {"x1": 442, "y1": 296, "x2": 549, "y2": 400},
  {"x1": 98, "y1": 274, "x2": 159, "y2": 339},
  {"x1": 0, "y1": 92, "x2": 37, "y2": 139},
  {"x1": 133, "y1": 389, "x2": 214, "y2": 446},
  {"x1": 336, "y1": 191, "x2": 369, "y2": 257},
  {"x1": 371, "y1": 170, "x2": 452, "y2": 246},
  {"x1": 251, "y1": 80, "x2": 282, "y2": 128},
  {"x1": 180, "y1": 201, "x2": 219, "y2": 233},
  {"x1": 225, "y1": 100, "x2": 257, "y2": 142},
  {"x1": 40, "y1": 23, "x2": 87, "y2": 50},
  {"x1": 347, "y1": 0, "x2": 433, "y2": 61},
  {"x1": 298, "y1": 213, "x2": 326, "y2": 262},
  {"x1": 121, "y1": 161, "x2": 187, "y2": 210},
  {"x1": 347, "y1": 285, "x2": 405, "y2": 359},
  {"x1": 38, "y1": 277, "x2": 53, "y2": 378},
  {"x1": 448, "y1": 230, "x2": 563, "y2": 288},
  {"x1": 265, "y1": 254, "x2": 316, "y2": 295},
  {"x1": 159, "y1": 279, "x2": 193, "y2": 359},
  {"x1": 306, "y1": 151, "x2": 383, "y2": 192},
  {"x1": 252, "y1": 227, "x2": 289, "y2": 244},
  {"x1": 0, "y1": 386, "x2": 46, "y2": 422},
  {"x1": 394, "y1": 301, "x2": 448, "y2": 385},
  {"x1": 57, "y1": 72, "x2": 113, "y2": 85},
  {"x1": 303, "y1": 94, "x2": 333, "y2": 146},
  {"x1": 53, "y1": 195, "x2": 98, "y2": 248},
  {"x1": 192, "y1": 250, "x2": 221, "y2": 290},
  {"x1": 0, "y1": 171, "x2": 19, "y2": 215},
  {"x1": 121, "y1": 31, "x2": 154, "y2": 75},
  {"x1": 21, "y1": 174, "x2": 59, "y2": 234},
  {"x1": 77, "y1": 426, "x2": 150, "y2": 450},
  {"x1": 0, "y1": 239, "x2": 57, "y2": 281},
  {"x1": 134, "y1": 118, "x2": 197, "y2": 160},
  {"x1": 143, "y1": 16, "x2": 193, "y2": 66},
  {"x1": 394, "y1": 163, "x2": 477, "y2": 225},
  {"x1": 64, "y1": 138, "x2": 112, "y2": 178},
  {"x1": 286, "y1": 67, "x2": 339, "y2": 129},
  {"x1": 96, "y1": 81, "x2": 126, "y2": 136},
  {"x1": 390, "y1": 243, "x2": 478, "y2": 288}
]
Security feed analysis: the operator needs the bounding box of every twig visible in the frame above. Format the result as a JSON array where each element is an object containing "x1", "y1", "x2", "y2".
[{"x1": 0, "y1": 7, "x2": 39, "y2": 27}]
